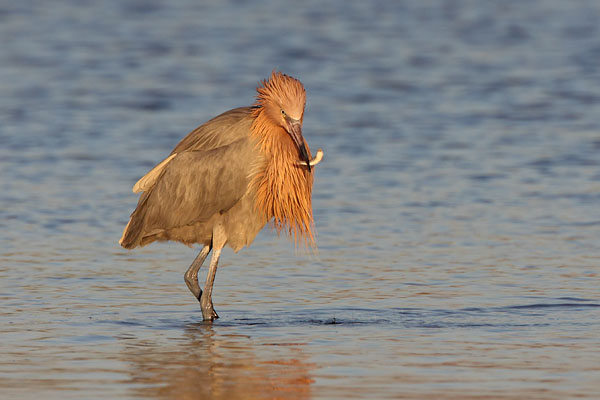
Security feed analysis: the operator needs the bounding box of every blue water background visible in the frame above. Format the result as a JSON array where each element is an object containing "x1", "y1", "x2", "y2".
[{"x1": 1, "y1": 1, "x2": 599, "y2": 398}]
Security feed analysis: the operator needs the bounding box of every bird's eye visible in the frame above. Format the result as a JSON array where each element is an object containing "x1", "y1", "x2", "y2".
[{"x1": 281, "y1": 109, "x2": 286, "y2": 116}]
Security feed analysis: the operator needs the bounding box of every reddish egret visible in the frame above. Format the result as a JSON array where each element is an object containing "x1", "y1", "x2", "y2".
[{"x1": 119, "y1": 71, "x2": 323, "y2": 321}]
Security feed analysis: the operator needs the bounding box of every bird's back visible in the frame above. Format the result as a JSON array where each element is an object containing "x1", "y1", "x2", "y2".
[
  {"x1": 171, "y1": 107, "x2": 255, "y2": 154},
  {"x1": 120, "y1": 107, "x2": 267, "y2": 250}
]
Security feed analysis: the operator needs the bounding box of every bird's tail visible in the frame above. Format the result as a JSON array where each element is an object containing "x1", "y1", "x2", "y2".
[{"x1": 119, "y1": 198, "x2": 148, "y2": 249}]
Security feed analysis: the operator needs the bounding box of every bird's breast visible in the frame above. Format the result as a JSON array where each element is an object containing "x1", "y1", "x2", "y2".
[{"x1": 251, "y1": 139, "x2": 314, "y2": 244}]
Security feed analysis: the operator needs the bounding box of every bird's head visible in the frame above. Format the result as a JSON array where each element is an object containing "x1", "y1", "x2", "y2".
[{"x1": 254, "y1": 71, "x2": 311, "y2": 170}]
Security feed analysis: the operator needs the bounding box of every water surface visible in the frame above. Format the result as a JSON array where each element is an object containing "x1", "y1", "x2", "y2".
[{"x1": 1, "y1": 1, "x2": 600, "y2": 399}]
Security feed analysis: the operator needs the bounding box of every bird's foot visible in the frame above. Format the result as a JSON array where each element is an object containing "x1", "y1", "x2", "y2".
[
  {"x1": 200, "y1": 296, "x2": 219, "y2": 321},
  {"x1": 201, "y1": 305, "x2": 219, "y2": 321},
  {"x1": 203, "y1": 308, "x2": 219, "y2": 321}
]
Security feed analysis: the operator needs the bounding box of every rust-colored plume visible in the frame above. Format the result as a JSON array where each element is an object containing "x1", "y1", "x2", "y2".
[{"x1": 251, "y1": 71, "x2": 315, "y2": 245}]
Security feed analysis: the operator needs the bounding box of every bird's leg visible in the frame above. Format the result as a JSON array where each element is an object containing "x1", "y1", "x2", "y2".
[
  {"x1": 200, "y1": 222, "x2": 226, "y2": 321},
  {"x1": 200, "y1": 247, "x2": 222, "y2": 321},
  {"x1": 184, "y1": 245, "x2": 211, "y2": 301}
]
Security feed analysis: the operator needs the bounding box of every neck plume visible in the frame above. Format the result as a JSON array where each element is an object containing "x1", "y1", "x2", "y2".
[{"x1": 250, "y1": 108, "x2": 315, "y2": 246}]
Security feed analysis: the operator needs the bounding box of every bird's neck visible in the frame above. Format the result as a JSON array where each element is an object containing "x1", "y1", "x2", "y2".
[{"x1": 250, "y1": 110, "x2": 315, "y2": 245}]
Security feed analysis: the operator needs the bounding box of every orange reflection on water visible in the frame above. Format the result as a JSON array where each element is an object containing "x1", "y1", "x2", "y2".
[{"x1": 123, "y1": 324, "x2": 314, "y2": 400}]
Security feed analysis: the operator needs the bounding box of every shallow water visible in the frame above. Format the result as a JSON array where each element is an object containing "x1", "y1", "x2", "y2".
[{"x1": 1, "y1": 1, "x2": 600, "y2": 399}]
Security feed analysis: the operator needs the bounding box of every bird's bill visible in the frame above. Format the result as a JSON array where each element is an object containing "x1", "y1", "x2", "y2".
[{"x1": 286, "y1": 118, "x2": 312, "y2": 172}]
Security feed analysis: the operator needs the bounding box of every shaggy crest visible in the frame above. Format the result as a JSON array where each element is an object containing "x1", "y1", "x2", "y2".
[{"x1": 254, "y1": 71, "x2": 306, "y2": 120}]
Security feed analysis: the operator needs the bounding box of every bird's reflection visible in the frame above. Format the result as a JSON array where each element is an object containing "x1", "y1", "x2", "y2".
[{"x1": 122, "y1": 322, "x2": 314, "y2": 399}]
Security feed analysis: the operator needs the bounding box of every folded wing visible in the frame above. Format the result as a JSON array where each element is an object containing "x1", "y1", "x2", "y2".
[{"x1": 120, "y1": 107, "x2": 257, "y2": 249}]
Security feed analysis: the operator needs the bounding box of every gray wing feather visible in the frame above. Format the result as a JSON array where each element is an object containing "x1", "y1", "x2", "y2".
[
  {"x1": 131, "y1": 107, "x2": 253, "y2": 193},
  {"x1": 139, "y1": 138, "x2": 254, "y2": 234}
]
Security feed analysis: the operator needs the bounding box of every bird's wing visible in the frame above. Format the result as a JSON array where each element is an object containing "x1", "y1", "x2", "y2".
[
  {"x1": 132, "y1": 107, "x2": 253, "y2": 193},
  {"x1": 133, "y1": 153, "x2": 177, "y2": 193},
  {"x1": 135, "y1": 137, "x2": 259, "y2": 235}
]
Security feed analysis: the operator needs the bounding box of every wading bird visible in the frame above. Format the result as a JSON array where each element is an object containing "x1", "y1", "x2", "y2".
[{"x1": 119, "y1": 71, "x2": 323, "y2": 321}]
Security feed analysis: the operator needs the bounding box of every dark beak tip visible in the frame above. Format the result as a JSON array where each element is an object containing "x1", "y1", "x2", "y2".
[{"x1": 299, "y1": 143, "x2": 311, "y2": 172}]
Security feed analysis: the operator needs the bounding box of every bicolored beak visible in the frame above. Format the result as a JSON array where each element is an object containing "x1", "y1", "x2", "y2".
[{"x1": 285, "y1": 116, "x2": 311, "y2": 172}]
